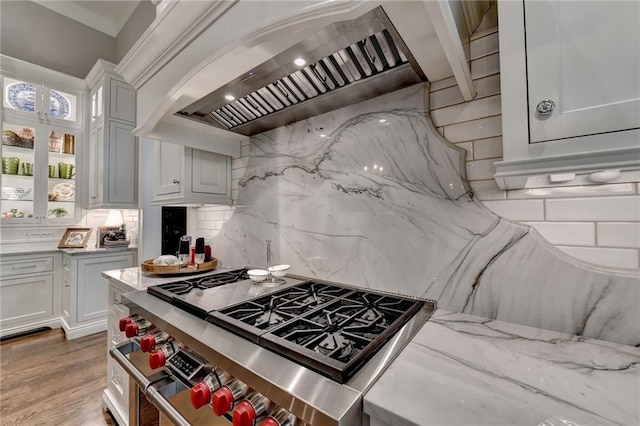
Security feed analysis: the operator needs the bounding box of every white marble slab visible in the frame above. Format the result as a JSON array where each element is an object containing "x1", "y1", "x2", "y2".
[
  {"x1": 364, "y1": 310, "x2": 640, "y2": 426},
  {"x1": 212, "y1": 83, "x2": 640, "y2": 346}
]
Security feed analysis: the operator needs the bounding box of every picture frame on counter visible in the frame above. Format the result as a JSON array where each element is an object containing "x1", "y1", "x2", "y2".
[
  {"x1": 58, "y1": 227, "x2": 92, "y2": 248},
  {"x1": 97, "y1": 226, "x2": 121, "y2": 248}
]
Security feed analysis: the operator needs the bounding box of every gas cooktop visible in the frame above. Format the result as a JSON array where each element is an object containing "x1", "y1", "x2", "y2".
[{"x1": 146, "y1": 269, "x2": 435, "y2": 383}]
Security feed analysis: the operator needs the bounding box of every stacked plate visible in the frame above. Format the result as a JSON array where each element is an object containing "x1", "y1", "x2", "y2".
[{"x1": 104, "y1": 239, "x2": 130, "y2": 249}]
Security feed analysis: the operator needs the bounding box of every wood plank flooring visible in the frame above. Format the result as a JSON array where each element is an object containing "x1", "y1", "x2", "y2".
[{"x1": 0, "y1": 329, "x2": 116, "y2": 426}]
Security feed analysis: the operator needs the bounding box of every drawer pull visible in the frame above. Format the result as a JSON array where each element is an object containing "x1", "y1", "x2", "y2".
[{"x1": 12, "y1": 264, "x2": 38, "y2": 270}]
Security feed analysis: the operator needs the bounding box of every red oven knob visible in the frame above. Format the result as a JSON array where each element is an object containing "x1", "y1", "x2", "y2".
[
  {"x1": 191, "y1": 382, "x2": 212, "y2": 409},
  {"x1": 125, "y1": 322, "x2": 139, "y2": 338},
  {"x1": 260, "y1": 408, "x2": 295, "y2": 426},
  {"x1": 233, "y1": 401, "x2": 256, "y2": 426},
  {"x1": 140, "y1": 330, "x2": 170, "y2": 352},
  {"x1": 191, "y1": 368, "x2": 233, "y2": 410},
  {"x1": 212, "y1": 386, "x2": 234, "y2": 416},
  {"x1": 149, "y1": 344, "x2": 175, "y2": 369},
  {"x1": 118, "y1": 317, "x2": 132, "y2": 332},
  {"x1": 260, "y1": 418, "x2": 280, "y2": 426},
  {"x1": 233, "y1": 392, "x2": 270, "y2": 426}
]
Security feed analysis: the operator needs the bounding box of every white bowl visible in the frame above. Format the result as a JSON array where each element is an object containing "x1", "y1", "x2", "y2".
[
  {"x1": 247, "y1": 269, "x2": 268, "y2": 282},
  {"x1": 268, "y1": 264, "x2": 291, "y2": 278}
]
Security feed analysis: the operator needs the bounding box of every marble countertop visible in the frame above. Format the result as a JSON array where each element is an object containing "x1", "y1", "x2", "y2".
[
  {"x1": 101, "y1": 265, "x2": 229, "y2": 291},
  {"x1": 0, "y1": 244, "x2": 137, "y2": 256},
  {"x1": 61, "y1": 246, "x2": 137, "y2": 255},
  {"x1": 364, "y1": 310, "x2": 640, "y2": 426}
]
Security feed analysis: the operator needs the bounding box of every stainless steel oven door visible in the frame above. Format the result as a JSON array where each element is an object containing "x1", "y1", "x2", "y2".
[{"x1": 110, "y1": 341, "x2": 232, "y2": 425}]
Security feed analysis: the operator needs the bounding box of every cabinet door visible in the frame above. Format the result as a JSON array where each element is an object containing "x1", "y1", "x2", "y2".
[
  {"x1": 90, "y1": 83, "x2": 104, "y2": 125},
  {"x1": 107, "y1": 121, "x2": 137, "y2": 205},
  {"x1": 0, "y1": 274, "x2": 54, "y2": 328},
  {"x1": 76, "y1": 254, "x2": 135, "y2": 324},
  {"x1": 89, "y1": 121, "x2": 105, "y2": 205},
  {"x1": 191, "y1": 148, "x2": 229, "y2": 194},
  {"x1": 155, "y1": 141, "x2": 182, "y2": 195},
  {"x1": 525, "y1": 1, "x2": 640, "y2": 143},
  {"x1": 108, "y1": 78, "x2": 136, "y2": 123}
]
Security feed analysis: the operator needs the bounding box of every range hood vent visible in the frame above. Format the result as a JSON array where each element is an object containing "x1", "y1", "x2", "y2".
[{"x1": 177, "y1": 7, "x2": 427, "y2": 136}]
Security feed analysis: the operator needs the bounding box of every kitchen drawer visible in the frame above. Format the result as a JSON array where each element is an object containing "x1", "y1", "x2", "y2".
[
  {"x1": 0, "y1": 256, "x2": 54, "y2": 278},
  {"x1": 107, "y1": 355, "x2": 130, "y2": 414}
]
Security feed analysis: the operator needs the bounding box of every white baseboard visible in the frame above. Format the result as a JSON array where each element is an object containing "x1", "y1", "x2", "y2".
[
  {"x1": 61, "y1": 318, "x2": 108, "y2": 340},
  {"x1": 103, "y1": 389, "x2": 129, "y2": 426},
  {"x1": 0, "y1": 319, "x2": 61, "y2": 339}
]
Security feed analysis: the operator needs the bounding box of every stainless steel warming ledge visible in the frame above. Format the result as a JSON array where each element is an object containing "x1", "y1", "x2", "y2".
[{"x1": 114, "y1": 281, "x2": 434, "y2": 426}]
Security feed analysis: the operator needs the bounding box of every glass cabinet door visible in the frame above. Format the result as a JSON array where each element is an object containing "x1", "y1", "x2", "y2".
[
  {"x1": 3, "y1": 77, "x2": 79, "y2": 124},
  {"x1": 46, "y1": 128, "x2": 77, "y2": 219},
  {"x1": 1, "y1": 122, "x2": 36, "y2": 220}
]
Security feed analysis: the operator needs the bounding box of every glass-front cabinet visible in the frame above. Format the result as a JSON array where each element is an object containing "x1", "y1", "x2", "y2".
[{"x1": 1, "y1": 63, "x2": 85, "y2": 225}]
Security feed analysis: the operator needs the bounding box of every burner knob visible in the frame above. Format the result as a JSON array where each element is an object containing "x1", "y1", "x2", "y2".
[
  {"x1": 124, "y1": 322, "x2": 139, "y2": 338},
  {"x1": 260, "y1": 408, "x2": 295, "y2": 426},
  {"x1": 149, "y1": 344, "x2": 175, "y2": 369},
  {"x1": 212, "y1": 386, "x2": 234, "y2": 416},
  {"x1": 118, "y1": 316, "x2": 132, "y2": 332},
  {"x1": 233, "y1": 401, "x2": 257, "y2": 426},
  {"x1": 233, "y1": 392, "x2": 270, "y2": 426},
  {"x1": 140, "y1": 330, "x2": 170, "y2": 352},
  {"x1": 260, "y1": 418, "x2": 281, "y2": 426},
  {"x1": 190, "y1": 382, "x2": 211, "y2": 410},
  {"x1": 212, "y1": 379, "x2": 248, "y2": 416}
]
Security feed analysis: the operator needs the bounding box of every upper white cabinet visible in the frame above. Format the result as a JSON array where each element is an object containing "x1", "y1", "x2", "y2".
[
  {"x1": 496, "y1": 0, "x2": 640, "y2": 188},
  {"x1": 85, "y1": 60, "x2": 138, "y2": 209},
  {"x1": 152, "y1": 140, "x2": 231, "y2": 205},
  {"x1": 1, "y1": 56, "x2": 85, "y2": 225}
]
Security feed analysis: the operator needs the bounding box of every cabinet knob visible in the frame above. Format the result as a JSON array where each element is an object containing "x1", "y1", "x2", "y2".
[
  {"x1": 536, "y1": 99, "x2": 555, "y2": 116},
  {"x1": 172, "y1": 179, "x2": 180, "y2": 184}
]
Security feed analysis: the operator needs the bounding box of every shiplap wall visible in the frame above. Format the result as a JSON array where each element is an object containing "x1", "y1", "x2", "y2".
[{"x1": 197, "y1": 18, "x2": 640, "y2": 271}]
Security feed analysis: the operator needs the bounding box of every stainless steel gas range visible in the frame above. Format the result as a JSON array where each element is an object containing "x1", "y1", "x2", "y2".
[{"x1": 111, "y1": 268, "x2": 435, "y2": 426}]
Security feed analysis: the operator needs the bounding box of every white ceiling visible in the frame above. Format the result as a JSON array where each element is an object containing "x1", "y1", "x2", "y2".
[{"x1": 32, "y1": 1, "x2": 141, "y2": 38}]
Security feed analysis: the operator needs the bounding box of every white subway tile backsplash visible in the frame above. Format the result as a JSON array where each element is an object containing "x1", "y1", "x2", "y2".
[
  {"x1": 470, "y1": 32, "x2": 499, "y2": 60},
  {"x1": 466, "y1": 158, "x2": 497, "y2": 181},
  {"x1": 232, "y1": 179, "x2": 239, "y2": 191},
  {"x1": 455, "y1": 142, "x2": 473, "y2": 158},
  {"x1": 557, "y1": 246, "x2": 639, "y2": 270},
  {"x1": 204, "y1": 211, "x2": 225, "y2": 221},
  {"x1": 597, "y1": 223, "x2": 640, "y2": 248},
  {"x1": 522, "y1": 222, "x2": 595, "y2": 246},
  {"x1": 232, "y1": 156, "x2": 249, "y2": 170},
  {"x1": 443, "y1": 115, "x2": 502, "y2": 143},
  {"x1": 430, "y1": 76, "x2": 458, "y2": 92},
  {"x1": 241, "y1": 144, "x2": 250, "y2": 157},
  {"x1": 471, "y1": 53, "x2": 500, "y2": 79},
  {"x1": 223, "y1": 210, "x2": 235, "y2": 221},
  {"x1": 473, "y1": 136, "x2": 503, "y2": 159},
  {"x1": 546, "y1": 196, "x2": 640, "y2": 221},
  {"x1": 470, "y1": 179, "x2": 506, "y2": 200},
  {"x1": 231, "y1": 168, "x2": 245, "y2": 180},
  {"x1": 482, "y1": 200, "x2": 545, "y2": 221},
  {"x1": 431, "y1": 95, "x2": 501, "y2": 127},
  {"x1": 508, "y1": 183, "x2": 636, "y2": 200}
]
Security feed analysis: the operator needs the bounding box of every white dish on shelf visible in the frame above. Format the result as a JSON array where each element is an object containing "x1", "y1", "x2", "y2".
[{"x1": 50, "y1": 182, "x2": 75, "y2": 201}]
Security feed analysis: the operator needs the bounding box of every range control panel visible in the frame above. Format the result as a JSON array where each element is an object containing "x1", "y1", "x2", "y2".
[{"x1": 167, "y1": 348, "x2": 207, "y2": 384}]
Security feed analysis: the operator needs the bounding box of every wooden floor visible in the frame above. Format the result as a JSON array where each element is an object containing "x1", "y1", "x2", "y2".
[{"x1": 0, "y1": 329, "x2": 116, "y2": 426}]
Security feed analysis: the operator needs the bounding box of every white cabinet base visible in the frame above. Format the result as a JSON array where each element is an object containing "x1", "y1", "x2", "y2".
[
  {"x1": 60, "y1": 317, "x2": 107, "y2": 340},
  {"x1": 103, "y1": 389, "x2": 129, "y2": 426}
]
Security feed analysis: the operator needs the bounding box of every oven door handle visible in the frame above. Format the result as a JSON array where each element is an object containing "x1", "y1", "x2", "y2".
[{"x1": 110, "y1": 342, "x2": 191, "y2": 426}]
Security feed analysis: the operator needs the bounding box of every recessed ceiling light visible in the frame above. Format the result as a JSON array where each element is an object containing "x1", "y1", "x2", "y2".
[
  {"x1": 224, "y1": 94, "x2": 235, "y2": 101},
  {"x1": 320, "y1": 134, "x2": 326, "y2": 138},
  {"x1": 379, "y1": 119, "x2": 386, "y2": 123},
  {"x1": 294, "y1": 57, "x2": 306, "y2": 67}
]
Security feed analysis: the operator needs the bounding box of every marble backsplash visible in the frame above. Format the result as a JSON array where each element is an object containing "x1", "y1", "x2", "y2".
[{"x1": 212, "y1": 84, "x2": 639, "y2": 346}]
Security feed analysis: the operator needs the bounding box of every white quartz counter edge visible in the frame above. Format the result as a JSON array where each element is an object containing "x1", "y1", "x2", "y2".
[
  {"x1": 364, "y1": 310, "x2": 640, "y2": 426},
  {"x1": 101, "y1": 265, "x2": 225, "y2": 292},
  {"x1": 0, "y1": 245, "x2": 137, "y2": 255}
]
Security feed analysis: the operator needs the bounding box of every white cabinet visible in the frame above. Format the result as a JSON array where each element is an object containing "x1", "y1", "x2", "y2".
[
  {"x1": 61, "y1": 250, "x2": 136, "y2": 340},
  {"x1": 103, "y1": 276, "x2": 136, "y2": 426},
  {"x1": 85, "y1": 60, "x2": 138, "y2": 209},
  {"x1": 1, "y1": 56, "x2": 86, "y2": 225},
  {"x1": 495, "y1": 0, "x2": 640, "y2": 188},
  {"x1": 152, "y1": 140, "x2": 231, "y2": 205},
  {"x1": 0, "y1": 253, "x2": 62, "y2": 338}
]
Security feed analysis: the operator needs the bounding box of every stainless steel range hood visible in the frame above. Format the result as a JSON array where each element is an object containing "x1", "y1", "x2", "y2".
[{"x1": 176, "y1": 6, "x2": 427, "y2": 136}]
